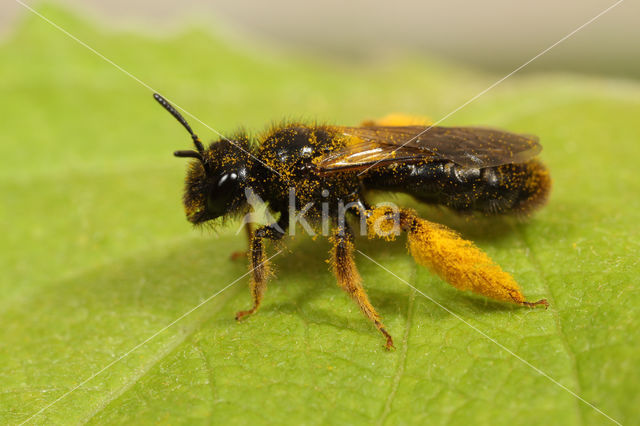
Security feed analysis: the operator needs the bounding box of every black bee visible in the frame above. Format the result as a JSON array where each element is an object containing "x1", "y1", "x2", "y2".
[{"x1": 154, "y1": 93, "x2": 550, "y2": 349}]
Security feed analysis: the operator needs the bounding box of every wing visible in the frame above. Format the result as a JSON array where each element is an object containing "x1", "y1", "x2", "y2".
[{"x1": 316, "y1": 125, "x2": 542, "y2": 174}]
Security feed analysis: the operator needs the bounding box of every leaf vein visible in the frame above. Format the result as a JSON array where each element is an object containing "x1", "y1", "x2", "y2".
[
  {"x1": 377, "y1": 270, "x2": 417, "y2": 425},
  {"x1": 516, "y1": 224, "x2": 585, "y2": 425}
]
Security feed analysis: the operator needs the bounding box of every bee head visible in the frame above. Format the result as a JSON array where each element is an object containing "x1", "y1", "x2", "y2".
[{"x1": 153, "y1": 93, "x2": 251, "y2": 224}]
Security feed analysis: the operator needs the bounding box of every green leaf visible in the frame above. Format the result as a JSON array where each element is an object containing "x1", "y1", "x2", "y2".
[{"x1": 2, "y1": 5, "x2": 638, "y2": 425}]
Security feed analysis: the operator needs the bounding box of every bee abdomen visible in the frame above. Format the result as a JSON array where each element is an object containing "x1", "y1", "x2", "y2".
[
  {"x1": 363, "y1": 160, "x2": 551, "y2": 215},
  {"x1": 469, "y1": 160, "x2": 551, "y2": 214}
]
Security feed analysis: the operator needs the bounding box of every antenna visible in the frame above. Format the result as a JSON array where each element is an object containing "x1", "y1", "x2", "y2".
[
  {"x1": 173, "y1": 150, "x2": 204, "y2": 161},
  {"x1": 153, "y1": 93, "x2": 205, "y2": 154},
  {"x1": 153, "y1": 93, "x2": 210, "y2": 173}
]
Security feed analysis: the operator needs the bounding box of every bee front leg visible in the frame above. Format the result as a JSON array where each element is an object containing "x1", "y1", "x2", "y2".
[
  {"x1": 330, "y1": 226, "x2": 394, "y2": 350},
  {"x1": 235, "y1": 213, "x2": 288, "y2": 321}
]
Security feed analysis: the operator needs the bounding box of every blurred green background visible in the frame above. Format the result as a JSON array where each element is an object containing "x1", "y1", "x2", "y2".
[
  {"x1": 1, "y1": 2, "x2": 638, "y2": 425},
  {"x1": 3, "y1": 0, "x2": 640, "y2": 79}
]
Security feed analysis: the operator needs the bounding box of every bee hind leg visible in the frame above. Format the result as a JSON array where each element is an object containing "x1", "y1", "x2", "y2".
[
  {"x1": 367, "y1": 206, "x2": 548, "y2": 308},
  {"x1": 330, "y1": 226, "x2": 394, "y2": 350}
]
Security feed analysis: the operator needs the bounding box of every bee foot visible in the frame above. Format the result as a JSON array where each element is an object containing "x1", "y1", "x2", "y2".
[
  {"x1": 384, "y1": 336, "x2": 395, "y2": 351},
  {"x1": 230, "y1": 251, "x2": 247, "y2": 261},
  {"x1": 235, "y1": 309, "x2": 255, "y2": 321},
  {"x1": 523, "y1": 299, "x2": 549, "y2": 309}
]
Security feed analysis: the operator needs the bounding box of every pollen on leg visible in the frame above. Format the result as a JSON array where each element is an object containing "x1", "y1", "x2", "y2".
[
  {"x1": 367, "y1": 206, "x2": 547, "y2": 307},
  {"x1": 407, "y1": 216, "x2": 525, "y2": 304}
]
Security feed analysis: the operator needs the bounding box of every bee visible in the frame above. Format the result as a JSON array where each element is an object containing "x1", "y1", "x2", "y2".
[{"x1": 153, "y1": 93, "x2": 551, "y2": 350}]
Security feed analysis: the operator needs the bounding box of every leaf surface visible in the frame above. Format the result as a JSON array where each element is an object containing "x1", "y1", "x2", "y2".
[{"x1": 1, "y1": 6, "x2": 638, "y2": 425}]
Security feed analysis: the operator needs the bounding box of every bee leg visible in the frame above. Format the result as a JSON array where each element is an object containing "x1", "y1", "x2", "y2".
[
  {"x1": 235, "y1": 215, "x2": 287, "y2": 321},
  {"x1": 330, "y1": 226, "x2": 395, "y2": 350},
  {"x1": 230, "y1": 223, "x2": 253, "y2": 261},
  {"x1": 366, "y1": 206, "x2": 548, "y2": 308}
]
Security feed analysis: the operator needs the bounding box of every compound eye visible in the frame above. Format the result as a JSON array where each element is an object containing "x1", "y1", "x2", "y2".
[
  {"x1": 206, "y1": 172, "x2": 238, "y2": 218},
  {"x1": 217, "y1": 172, "x2": 238, "y2": 189}
]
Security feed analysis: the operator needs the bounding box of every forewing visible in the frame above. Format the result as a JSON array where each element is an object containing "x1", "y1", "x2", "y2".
[
  {"x1": 316, "y1": 125, "x2": 541, "y2": 173},
  {"x1": 315, "y1": 137, "x2": 434, "y2": 174}
]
